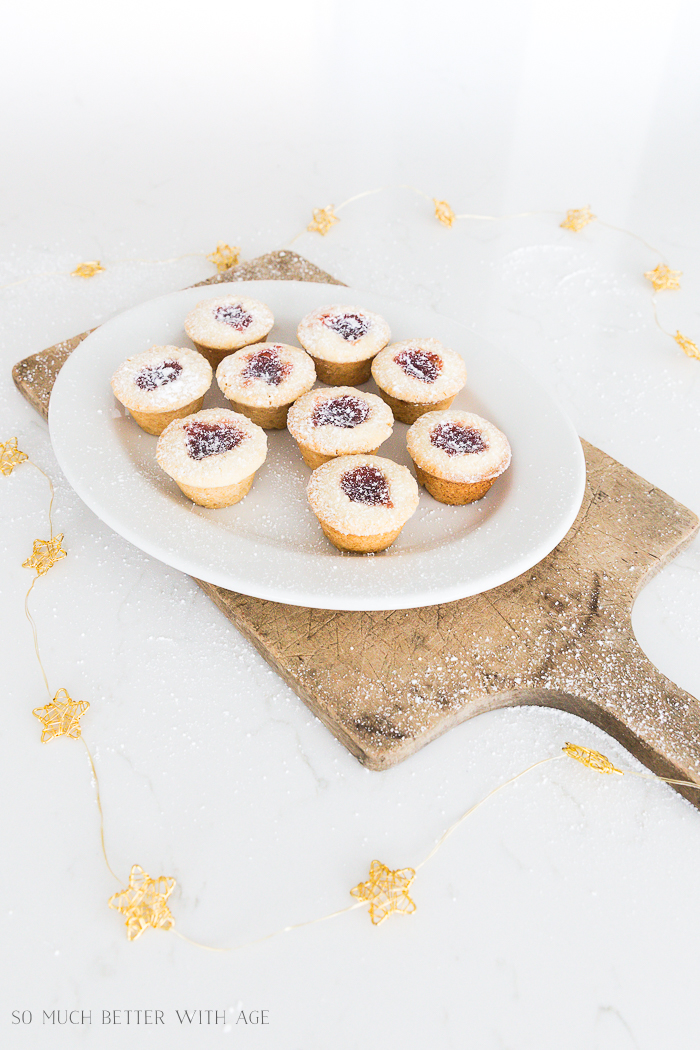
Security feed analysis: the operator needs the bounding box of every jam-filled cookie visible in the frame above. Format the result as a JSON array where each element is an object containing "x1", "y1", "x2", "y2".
[
  {"x1": 110, "y1": 345, "x2": 212, "y2": 436},
  {"x1": 296, "y1": 305, "x2": 390, "y2": 385},
  {"x1": 184, "y1": 296, "x2": 274, "y2": 368},
  {"x1": 371, "y1": 338, "x2": 467, "y2": 424},
  {"x1": 406, "y1": 410, "x2": 511, "y2": 504},
  {"x1": 287, "y1": 386, "x2": 394, "y2": 468},
  {"x1": 216, "y1": 343, "x2": 316, "y2": 429},
  {"x1": 307, "y1": 454, "x2": 419, "y2": 553},
  {"x1": 156, "y1": 408, "x2": 267, "y2": 508}
]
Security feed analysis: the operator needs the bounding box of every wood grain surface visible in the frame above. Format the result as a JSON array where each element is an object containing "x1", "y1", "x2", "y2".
[{"x1": 13, "y1": 251, "x2": 700, "y2": 800}]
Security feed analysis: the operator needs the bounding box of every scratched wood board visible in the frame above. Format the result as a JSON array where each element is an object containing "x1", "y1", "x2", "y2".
[{"x1": 13, "y1": 250, "x2": 700, "y2": 803}]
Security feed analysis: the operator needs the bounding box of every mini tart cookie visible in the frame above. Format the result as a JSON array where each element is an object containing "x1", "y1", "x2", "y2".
[
  {"x1": 296, "y1": 304, "x2": 391, "y2": 385},
  {"x1": 406, "y1": 410, "x2": 511, "y2": 505},
  {"x1": 156, "y1": 408, "x2": 267, "y2": 508},
  {"x1": 371, "y1": 338, "x2": 468, "y2": 424},
  {"x1": 184, "y1": 296, "x2": 274, "y2": 368},
  {"x1": 216, "y1": 343, "x2": 316, "y2": 429},
  {"x1": 307, "y1": 454, "x2": 419, "y2": 553},
  {"x1": 287, "y1": 386, "x2": 394, "y2": 468},
  {"x1": 110, "y1": 345, "x2": 212, "y2": 436}
]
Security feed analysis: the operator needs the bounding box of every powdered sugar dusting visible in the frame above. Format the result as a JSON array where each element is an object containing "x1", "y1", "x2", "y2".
[
  {"x1": 184, "y1": 296, "x2": 274, "y2": 351},
  {"x1": 340, "y1": 464, "x2": 393, "y2": 507},
  {"x1": 242, "y1": 347, "x2": 292, "y2": 386},
  {"x1": 156, "y1": 408, "x2": 267, "y2": 486},
  {"x1": 323, "y1": 312, "x2": 371, "y2": 341},
  {"x1": 287, "y1": 387, "x2": 393, "y2": 457},
  {"x1": 307, "y1": 455, "x2": 419, "y2": 537},
  {"x1": 407, "y1": 411, "x2": 511, "y2": 483},
  {"x1": 431, "y1": 422, "x2": 487, "y2": 456},
  {"x1": 213, "y1": 303, "x2": 253, "y2": 330},
  {"x1": 184, "y1": 421, "x2": 245, "y2": 460},
  {"x1": 216, "y1": 343, "x2": 315, "y2": 409},
  {"x1": 372, "y1": 338, "x2": 467, "y2": 404},
  {"x1": 297, "y1": 304, "x2": 391, "y2": 363},
  {"x1": 395, "y1": 347, "x2": 442, "y2": 383},
  {"x1": 313, "y1": 394, "x2": 370, "y2": 428},
  {"x1": 135, "y1": 360, "x2": 183, "y2": 391},
  {"x1": 110, "y1": 345, "x2": 212, "y2": 412}
]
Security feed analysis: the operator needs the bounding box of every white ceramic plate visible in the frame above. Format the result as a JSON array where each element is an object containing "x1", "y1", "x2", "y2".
[{"x1": 49, "y1": 280, "x2": 585, "y2": 610}]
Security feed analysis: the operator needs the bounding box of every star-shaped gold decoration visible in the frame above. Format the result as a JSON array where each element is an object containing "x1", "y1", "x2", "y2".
[
  {"x1": 22, "y1": 534, "x2": 67, "y2": 576},
  {"x1": 433, "y1": 199, "x2": 456, "y2": 228},
  {"x1": 71, "y1": 260, "x2": 105, "y2": 278},
  {"x1": 206, "y1": 242, "x2": 241, "y2": 272},
  {"x1": 0, "y1": 437, "x2": 28, "y2": 476},
  {"x1": 644, "y1": 263, "x2": 682, "y2": 291},
  {"x1": 675, "y1": 331, "x2": 700, "y2": 360},
  {"x1": 109, "y1": 865, "x2": 176, "y2": 940},
  {"x1": 307, "y1": 206, "x2": 339, "y2": 236},
  {"x1": 32, "y1": 688, "x2": 90, "y2": 743},
  {"x1": 562, "y1": 742, "x2": 622, "y2": 775},
  {"x1": 560, "y1": 207, "x2": 596, "y2": 232},
  {"x1": 350, "y1": 860, "x2": 417, "y2": 925}
]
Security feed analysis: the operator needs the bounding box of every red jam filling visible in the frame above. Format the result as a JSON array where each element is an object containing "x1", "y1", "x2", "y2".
[
  {"x1": 430, "y1": 422, "x2": 487, "y2": 456},
  {"x1": 312, "y1": 394, "x2": 370, "y2": 429},
  {"x1": 135, "y1": 360, "x2": 183, "y2": 391},
  {"x1": 323, "y1": 313, "x2": 371, "y2": 341},
  {"x1": 214, "y1": 304, "x2": 253, "y2": 330},
  {"x1": 184, "y1": 421, "x2": 245, "y2": 460},
  {"x1": 340, "y1": 465, "x2": 393, "y2": 507},
  {"x1": 395, "y1": 348, "x2": 442, "y2": 384},
  {"x1": 242, "y1": 348, "x2": 292, "y2": 386}
]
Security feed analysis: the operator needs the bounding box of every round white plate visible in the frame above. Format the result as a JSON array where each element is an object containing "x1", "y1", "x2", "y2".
[{"x1": 49, "y1": 280, "x2": 585, "y2": 610}]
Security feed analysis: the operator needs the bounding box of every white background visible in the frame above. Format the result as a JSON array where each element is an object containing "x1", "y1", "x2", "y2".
[{"x1": 2, "y1": 1, "x2": 700, "y2": 1047}]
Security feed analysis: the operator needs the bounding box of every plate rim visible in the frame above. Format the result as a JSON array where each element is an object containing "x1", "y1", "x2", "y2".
[{"x1": 49, "y1": 279, "x2": 586, "y2": 611}]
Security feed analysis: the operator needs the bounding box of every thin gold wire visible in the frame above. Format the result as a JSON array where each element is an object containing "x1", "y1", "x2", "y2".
[
  {"x1": 172, "y1": 901, "x2": 366, "y2": 953},
  {"x1": 652, "y1": 296, "x2": 670, "y2": 336},
  {"x1": 0, "y1": 250, "x2": 225, "y2": 292},
  {"x1": 456, "y1": 209, "x2": 559, "y2": 221},
  {"x1": 26, "y1": 460, "x2": 55, "y2": 538},
  {"x1": 416, "y1": 756, "x2": 558, "y2": 870},
  {"x1": 82, "y1": 739, "x2": 122, "y2": 884},
  {"x1": 622, "y1": 769, "x2": 700, "y2": 790},
  {"x1": 596, "y1": 219, "x2": 665, "y2": 261},
  {"x1": 24, "y1": 576, "x2": 50, "y2": 698}
]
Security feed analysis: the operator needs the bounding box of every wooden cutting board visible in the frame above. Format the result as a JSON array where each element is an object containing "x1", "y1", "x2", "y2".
[{"x1": 13, "y1": 250, "x2": 700, "y2": 803}]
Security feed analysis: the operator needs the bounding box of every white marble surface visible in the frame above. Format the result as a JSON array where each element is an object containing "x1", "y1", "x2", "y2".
[{"x1": 3, "y1": 1, "x2": 700, "y2": 1046}]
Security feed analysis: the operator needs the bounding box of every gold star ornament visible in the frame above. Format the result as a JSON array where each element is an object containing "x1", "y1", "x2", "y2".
[
  {"x1": 562, "y1": 742, "x2": 622, "y2": 775},
  {"x1": 33, "y1": 688, "x2": 90, "y2": 743},
  {"x1": 675, "y1": 331, "x2": 700, "y2": 360},
  {"x1": 0, "y1": 437, "x2": 28, "y2": 476},
  {"x1": 23, "y1": 534, "x2": 67, "y2": 576},
  {"x1": 433, "y1": 199, "x2": 456, "y2": 228},
  {"x1": 207, "y1": 242, "x2": 241, "y2": 272},
  {"x1": 351, "y1": 860, "x2": 417, "y2": 925},
  {"x1": 560, "y1": 207, "x2": 596, "y2": 232},
  {"x1": 644, "y1": 263, "x2": 682, "y2": 291},
  {"x1": 71, "y1": 260, "x2": 105, "y2": 278},
  {"x1": 307, "y1": 206, "x2": 339, "y2": 236},
  {"x1": 109, "y1": 865, "x2": 176, "y2": 940}
]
